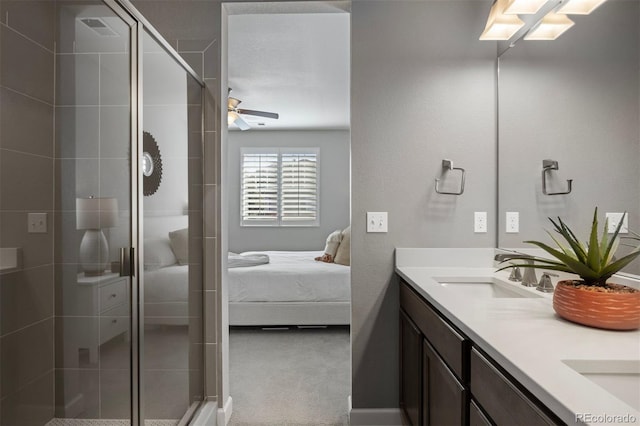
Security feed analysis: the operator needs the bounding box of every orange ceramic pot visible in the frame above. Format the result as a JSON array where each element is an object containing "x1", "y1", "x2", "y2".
[{"x1": 553, "y1": 280, "x2": 640, "y2": 331}]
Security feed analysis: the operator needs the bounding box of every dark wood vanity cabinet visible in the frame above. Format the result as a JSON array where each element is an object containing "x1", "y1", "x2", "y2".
[
  {"x1": 400, "y1": 280, "x2": 468, "y2": 425},
  {"x1": 470, "y1": 348, "x2": 561, "y2": 425},
  {"x1": 399, "y1": 277, "x2": 564, "y2": 426}
]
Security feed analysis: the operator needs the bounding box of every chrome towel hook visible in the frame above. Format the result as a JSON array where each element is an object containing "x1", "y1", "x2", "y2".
[
  {"x1": 542, "y1": 159, "x2": 573, "y2": 195},
  {"x1": 435, "y1": 159, "x2": 465, "y2": 195}
]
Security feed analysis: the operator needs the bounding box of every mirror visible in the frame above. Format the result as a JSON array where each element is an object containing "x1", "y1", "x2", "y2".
[
  {"x1": 142, "y1": 131, "x2": 163, "y2": 196},
  {"x1": 497, "y1": 0, "x2": 640, "y2": 275}
]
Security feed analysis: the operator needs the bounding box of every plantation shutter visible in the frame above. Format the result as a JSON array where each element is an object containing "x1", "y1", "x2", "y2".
[
  {"x1": 240, "y1": 148, "x2": 319, "y2": 227},
  {"x1": 241, "y1": 151, "x2": 279, "y2": 225},
  {"x1": 281, "y1": 151, "x2": 318, "y2": 224}
]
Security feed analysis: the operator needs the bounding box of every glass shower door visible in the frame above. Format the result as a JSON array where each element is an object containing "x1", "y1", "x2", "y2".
[
  {"x1": 55, "y1": 1, "x2": 135, "y2": 423},
  {"x1": 139, "y1": 29, "x2": 204, "y2": 423}
]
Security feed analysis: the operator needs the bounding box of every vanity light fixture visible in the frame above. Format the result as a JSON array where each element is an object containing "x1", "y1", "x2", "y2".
[
  {"x1": 503, "y1": 0, "x2": 548, "y2": 15},
  {"x1": 557, "y1": 0, "x2": 608, "y2": 15},
  {"x1": 479, "y1": 0, "x2": 525, "y2": 40},
  {"x1": 524, "y1": 11, "x2": 575, "y2": 40}
]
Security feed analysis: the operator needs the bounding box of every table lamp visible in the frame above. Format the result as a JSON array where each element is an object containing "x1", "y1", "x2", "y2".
[{"x1": 76, "y1": 197, "x2": 118, "y2": 276}]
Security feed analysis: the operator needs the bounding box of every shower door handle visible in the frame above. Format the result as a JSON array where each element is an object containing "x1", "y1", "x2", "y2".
[{"x1": 119, "y1": 247, "x2": 135, "y2": 277}]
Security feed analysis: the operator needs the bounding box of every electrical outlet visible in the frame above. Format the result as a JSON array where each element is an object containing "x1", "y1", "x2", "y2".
[
  {"x1": 367, "y1": 212, "x2": 388, "y2": 233},
  {"x1": 28, "y1": 212, "x2": 47, "y2": 233},
  {"x1": 474, "y1": 212, "x2": 487, "y2": 233},
  {"x1": 506, "y1": 211, "x2": 519, "y2": 233},
  {"x1": 605, "y1": 212, "x2": 628, "y2": 234}
]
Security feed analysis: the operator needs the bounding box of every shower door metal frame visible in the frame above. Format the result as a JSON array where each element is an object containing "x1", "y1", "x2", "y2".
[{"x1": 100, "y1": 0, "x2": 206, "y2": 424}]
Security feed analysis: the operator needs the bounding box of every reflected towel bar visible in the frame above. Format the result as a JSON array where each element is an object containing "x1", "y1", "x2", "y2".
[
  {"x1": 542, "y1": 159, "x2": 573, "y2": 195},
  {"x1": 435, "y1": 159, "x2": 465, "y2": 195}
]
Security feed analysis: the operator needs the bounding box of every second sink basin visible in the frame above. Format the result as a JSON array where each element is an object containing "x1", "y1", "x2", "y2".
[{"x1": 437, "y1": 278, "x2": 542, "y2": 299}]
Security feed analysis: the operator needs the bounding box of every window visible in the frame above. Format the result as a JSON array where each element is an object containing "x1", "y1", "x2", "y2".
[{"x1": 241, "y1": 148, "x2": 319, "y2": 226}]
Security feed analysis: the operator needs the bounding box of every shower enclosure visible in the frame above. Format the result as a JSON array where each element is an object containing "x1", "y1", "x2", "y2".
[{"x1": 0, "y1": 0, "x2": 205, "y2": 424}]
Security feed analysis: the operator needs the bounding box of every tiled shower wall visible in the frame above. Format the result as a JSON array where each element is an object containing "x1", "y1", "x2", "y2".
[{"x1": 0, "y1": 0, "x2": 57, "y2": 424}]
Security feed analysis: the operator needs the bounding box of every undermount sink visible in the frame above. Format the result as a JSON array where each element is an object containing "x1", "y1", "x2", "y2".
[
  {"x1": 437, "y1": 278, "x2": 542, "y2": 299},
  {"x1": 563, "y1": 360, "x2": 640, "y2": 411}
]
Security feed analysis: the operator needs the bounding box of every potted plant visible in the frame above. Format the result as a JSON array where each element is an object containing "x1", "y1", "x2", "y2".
[{"x1": 498, "y1": 208, "x2": 640, "y2": 330}]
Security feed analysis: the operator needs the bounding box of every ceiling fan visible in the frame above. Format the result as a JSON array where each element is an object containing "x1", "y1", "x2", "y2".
[{"x1": 227, "y1": 89, "x2": 279, "y2": 131}]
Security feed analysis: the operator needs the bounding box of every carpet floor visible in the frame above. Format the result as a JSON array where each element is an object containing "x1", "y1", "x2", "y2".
[{"x1": 229, "y1": 326, "x2": 351, "y2": 426}]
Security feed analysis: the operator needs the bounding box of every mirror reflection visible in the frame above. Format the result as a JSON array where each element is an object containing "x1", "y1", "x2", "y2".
[{"x1": 497, "y1": 0, "x2": 640, "y2": 275}]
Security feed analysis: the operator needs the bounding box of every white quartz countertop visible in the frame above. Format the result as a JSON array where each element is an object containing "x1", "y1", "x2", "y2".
[{"x1": 395, "y1": 248, "x2": 640, "y2": 426}]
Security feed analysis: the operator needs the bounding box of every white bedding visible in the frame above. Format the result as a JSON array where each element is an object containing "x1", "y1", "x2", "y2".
[
  {"x1": 228, "y1": 251, "x2": 350, "y2": 303},
  {"x1": 144, "y1": 264, "x2": 188, "y2": 303}
]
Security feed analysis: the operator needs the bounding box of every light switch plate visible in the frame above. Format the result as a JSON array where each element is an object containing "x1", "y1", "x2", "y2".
[
  {"x1": 506, "y1": 211, "x2": 519, "y2": 233},
  {"x1": 474, "y1": 212, "x2": 487, "y2": 233},
  {"x1": 28, "y1": 212, "x2": 47, "y2": 233},
  {"x1": 606, "y1": 212, "x2": 628, "y2": 234},
  {"x1": 367, "y1": 212, "x2": 388, "y2": 233}
]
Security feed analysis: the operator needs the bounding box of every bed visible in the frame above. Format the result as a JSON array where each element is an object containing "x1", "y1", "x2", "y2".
[
  {"x1": 143, "y1": 215, "x2": 190, "y2": 325},
  {"x1": 142, "y1": 216, "x2": 351, "y2": 326},
  {"x1": 227, "y1": 251, "x2": 351, "y2": 326}
]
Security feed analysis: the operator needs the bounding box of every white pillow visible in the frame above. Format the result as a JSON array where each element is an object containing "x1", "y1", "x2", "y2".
[
  {"x1": 144, "y1": 238, "x2": 178, "y2": 271},
  {"x1": 323, "y1": 230, "x2": 343, "y2": 258},
  {"x1": 169, "y1": 228, "x2": 189, "y2": 265},
  {"x1": 334, "y1": 226, "x2": 351, "y2": 266}
]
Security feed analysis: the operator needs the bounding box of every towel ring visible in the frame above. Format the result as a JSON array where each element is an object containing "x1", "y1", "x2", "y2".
[
  {"x1": 542, "y1": 159, "x2": 572, "y2": 195},
  {"x1": 435, "y1": 159, "x2": 465, "y2": 195}
]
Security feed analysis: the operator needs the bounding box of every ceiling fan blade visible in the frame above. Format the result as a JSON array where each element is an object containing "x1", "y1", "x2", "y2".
[
  {"x1": 237, "y1": 108, "x2": 279, "y2": 120},
  {"x1": 234, "y1": 114, "x2": 251, "y2": 131}
]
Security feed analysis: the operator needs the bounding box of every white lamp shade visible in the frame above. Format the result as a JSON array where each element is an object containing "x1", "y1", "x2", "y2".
[
  {"x1": 557, "y1": 0, "x2": 607, "y2": 15},
  {"x1": 524, "y1": 12, "x2": 575, "y2": 40},
  {"x1": 480, "y1": 0, "x2": 525, "y2": 40},
  {"x1": 76, "y1": 197, "x2": 118, "y2": 229},
  {"x1": 503, "y1": 0, "x2": 548, "y2": 15}
]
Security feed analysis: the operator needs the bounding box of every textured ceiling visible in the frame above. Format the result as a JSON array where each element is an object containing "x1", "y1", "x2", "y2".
[{"x1": 228, "y1": 11, "x2": 350, "y2": 130}]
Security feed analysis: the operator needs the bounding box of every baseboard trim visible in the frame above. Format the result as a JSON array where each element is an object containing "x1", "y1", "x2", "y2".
[
  {"x1": 349, "y1": 407, "x2": 404, "y2": 426},
  {"x1": 217, "y1": 396, "x2": 233, "y2": 426},
  {"x1": 191, "y1": 401, "x2": 218, "y2": 426}
]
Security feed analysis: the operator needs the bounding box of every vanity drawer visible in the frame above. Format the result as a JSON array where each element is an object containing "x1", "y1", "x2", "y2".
[
  {"x1": 400, "y1": 280, "x2": 467, "y2": 380},
  {"x1": 99, "y1": 278, "x2": 127, "y2": 312},
  {"x1": 470, "y1": 348, "x2": 558, "y2": 426}
]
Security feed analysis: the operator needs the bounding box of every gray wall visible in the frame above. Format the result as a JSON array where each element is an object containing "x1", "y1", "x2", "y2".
[
  {"x1": 351, "y1": 0, "x2": 496, "y2": 409},
  {"x1": 498, "y1": 1, "x2": 640, "y2": 275},
  {"x1": 227, "y1": 130, "x2": 350, "y2": 253}
]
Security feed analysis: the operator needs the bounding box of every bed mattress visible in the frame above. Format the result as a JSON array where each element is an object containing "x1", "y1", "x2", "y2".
[
  {"x1": 144, "y1": 264, "x2": 188, "y2": 303},
  {"x1": 228, "y1": 251, "x2": 350, "y2": 303}
]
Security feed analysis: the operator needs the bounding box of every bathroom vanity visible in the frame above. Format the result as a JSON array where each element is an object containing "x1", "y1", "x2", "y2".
[{"x1": 396, "y1": 248, "x2": 640, "y2": 426}]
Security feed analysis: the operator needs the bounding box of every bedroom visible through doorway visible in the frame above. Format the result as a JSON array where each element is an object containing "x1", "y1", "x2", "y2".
[{"x1": 221, "y1": 2, "x2": 351, "y2": 424}]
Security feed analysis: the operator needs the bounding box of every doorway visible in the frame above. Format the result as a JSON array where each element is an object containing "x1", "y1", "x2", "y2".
[{"x1": 220, "y1": 2, "x2": 351, "y2": 424}]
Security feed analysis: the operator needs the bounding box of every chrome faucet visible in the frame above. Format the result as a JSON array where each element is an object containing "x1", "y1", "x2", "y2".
[
  {"x1": 537, "y1": 272, "x2": 558, "y2": 293},
  {"x1": 494, "y1": 253, "x2": 538, "y2": 287}
]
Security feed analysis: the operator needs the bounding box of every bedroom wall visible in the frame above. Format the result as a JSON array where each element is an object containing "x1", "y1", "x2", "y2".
[
  {"x1": 350, "y1": 0, "x2": 496, "y2": 415},
  {"x1": 227, "y1": 130, "x2": 350, "y2": 253}
]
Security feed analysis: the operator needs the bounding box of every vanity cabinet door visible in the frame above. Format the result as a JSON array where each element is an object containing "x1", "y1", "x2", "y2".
[
  {"x1": 423, "y1": 339, "x2": 466, "y2": 426},
  {"x1": 469, "y1": 399, "x2": 492, "y2": 426},
  {"x1": 470, "y1": 348, "x2": 559, "y2": 426},
  {"x1": 400, "y1": 310, "x2": 423, "y2": 426}
]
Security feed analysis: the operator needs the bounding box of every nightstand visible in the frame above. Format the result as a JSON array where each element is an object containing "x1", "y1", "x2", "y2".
[{"x1": 77, "y1": 272, "x2": 130, "y2": 363}]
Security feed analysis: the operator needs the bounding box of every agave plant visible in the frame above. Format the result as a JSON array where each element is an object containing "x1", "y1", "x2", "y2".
[{"x1": 499, "y1": 208, "x2": 640, "y2": 287}]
